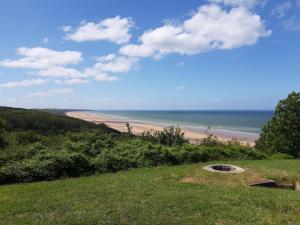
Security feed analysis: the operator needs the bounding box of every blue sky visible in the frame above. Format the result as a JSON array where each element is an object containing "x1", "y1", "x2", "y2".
[{"x1": 0, "y1": 0, "x2": 299, "y2": 110}]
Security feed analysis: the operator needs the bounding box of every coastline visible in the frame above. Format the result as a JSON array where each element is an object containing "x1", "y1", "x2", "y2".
[{"x1": 66, "y1": 111, "x2": 257, "y2": 146}]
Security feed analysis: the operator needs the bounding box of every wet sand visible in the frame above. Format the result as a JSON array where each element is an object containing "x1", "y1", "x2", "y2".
[{"x1": 66, "y1": 111, "x2": 257, "y2": 146}]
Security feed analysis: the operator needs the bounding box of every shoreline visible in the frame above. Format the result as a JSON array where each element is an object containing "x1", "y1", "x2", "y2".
[{"x1": 66, "y1": 111, "x2": 257, "y2": 146}]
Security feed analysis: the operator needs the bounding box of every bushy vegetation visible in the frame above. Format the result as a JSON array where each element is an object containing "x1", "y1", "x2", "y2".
[
  {"x1": 0, "y1": 107, "x2": 110, "y2": 133},
  {"x1": 0, "y1": 107, "x2": 266, "y2": 184},
  {"x1": 0, "y1": 118, "x2": 7, "y2": 148},
  {"x1": 256, "y1": 92, "x2": 300, "y2": 157},
  {"x1": 141, "y1": 126, "x2": 187, "y2": 146}
]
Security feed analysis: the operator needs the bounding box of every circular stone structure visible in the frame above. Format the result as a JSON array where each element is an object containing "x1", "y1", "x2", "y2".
[{"x1": 203, "y1": 164, "x2": 245, "y2": 173}]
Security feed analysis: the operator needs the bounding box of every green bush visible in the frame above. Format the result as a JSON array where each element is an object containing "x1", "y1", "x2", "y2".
[
  {"x1": 0, "y1": 117, "x2": 7, "y2": 148},
  {"x1": 65, "y1": 131, "x2": 116, "y2": 157},
  {"x1": 0, "y1": 136, "x2": 7, "y2": 149},
  {"x1": 0, "y1": 107, "x2": 268, "y2": 185},
  {"x1": 16, "y1": 131, "x2": 44, "y2": 145},
  {"x1": 142, "y1": 126, "x2": 187, "y2": 146},
  {"x1": 0, "y1": 150, "x2": 91, "y2": 184},
  {"x1": 92, "y1": 149, "x2": 137, "y2": 173},
  {"x1": 256, "y1": 91, "x2": 300, "y2": 157},
  {"x1": 200, "y1": 134, "x2": 223, "y2": 147}
]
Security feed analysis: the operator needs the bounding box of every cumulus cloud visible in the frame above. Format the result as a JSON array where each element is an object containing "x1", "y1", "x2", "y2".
[
  {"x1": 61, "y1": 25, "x2": 72, "y2": 32},
  {"x1": 94, "y1": 54, "x2": 117, "y2": 62},
  {"x1": 27, "y1": 88, "x2": 74, "y2": 97},
  {"x1": 209, "y1": 0, "x2": 262, "y2": 8},
  {"x1": 0, "y1": 79, "x2": 47, "y2": 88},
  {"x1": 84, "y1": 54, "x2": 138, "y2": 81},
  {"x1": 36, "y1": 66, "x2": 84, "y2": 78},
  {"x1": 64, "y1": 16, "x2": 134, "y2": 44},
  {"x1": 120, "y1": 4, "x2": 271, "y2": 58},
  {"x1": 119, "y1": 44, "x2": 154, "y2": 58},
  {"x1": 0, "y1": 47, "x2": 82, "y2": 70},
  {"x1": 94, "y1": 55, "x2": 138, "y2": 73},
  {"x1": 83, "y1": 68, "x2": 118, "y2": 82},
  {"x1": 92, "y1": 73, "x2": 118, "y2": 81},
  {"x1": 0, "y1": 46, "x2": 133, "y2": 83},
  {"x1": 55, "y1": 78, "x2": 89, "y2": 84},
  {"x1": 0, "y1": 47, "x2": 94, "y2": 83}
]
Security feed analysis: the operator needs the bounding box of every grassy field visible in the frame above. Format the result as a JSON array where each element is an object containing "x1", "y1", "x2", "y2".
[{"x1": 0, "y1": 159, "x2": 300, "y2": 225}]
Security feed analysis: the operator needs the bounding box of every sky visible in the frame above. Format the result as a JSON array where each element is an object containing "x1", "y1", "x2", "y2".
[{"x1": 0, "y1": 0, "x2": 299, "y2": 110}]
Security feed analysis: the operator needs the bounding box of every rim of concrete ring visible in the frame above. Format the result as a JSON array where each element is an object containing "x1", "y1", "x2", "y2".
[{"x1": 203, "y1": 164, "x2": 245, "y2": 173}]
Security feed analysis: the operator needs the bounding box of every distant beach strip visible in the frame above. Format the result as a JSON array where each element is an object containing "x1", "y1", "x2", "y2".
[{"x1": 66, "y1": 111, "x2": 272, "y2": 146}]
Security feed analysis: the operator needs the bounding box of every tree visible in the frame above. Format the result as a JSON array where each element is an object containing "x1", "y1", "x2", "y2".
[{"x1": 256, "y1": 91, "x2": 300, "y2": 157}]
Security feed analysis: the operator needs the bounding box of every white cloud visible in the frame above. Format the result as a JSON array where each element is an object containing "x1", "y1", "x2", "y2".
[
  {"x1": 209, "y1": 0, "x2": 261, "y2": 8},
  {"x1": 27, "y1": 88, "x2": 74, "y2": 97},
  {"x1": 64, "y1": 16, "x2": 134, "y2": 44},
  {"x1": 176, "y1": 86, "x2": 185, "y2": 91},
  {"x1": 94, "y1": 54, "x2": 116, "y2": 62},
  {"x1": 55, "y1": 78, "x2": 89, "y2": 84},
  {"x1": 0, "y1": 79, "x2": 47, "y2": 88},
  {"x1": 0, "y1": 47, "x2": 83, "y2": 70},
  {"x1": 42, "y1": 37, "x2": 49, "y2": 44},
  {"x1": 0, "y1": 47, "x2": 128, "y2": 82},
  {"x1": 84, "y1": 54, "x2": 138, "y2": 81},
  {"x1": 0, "y1": 47, "x2": 99, "y2": 82},
  {"x1": 282, "y1": 16, "x2": 300, "y2": 30},
  {"x1": 36, "y1": 66, "x2": 84, "y2": 78},
  {"x1": 120, "y1": 4, "x2": 271, "y2": 58},
  {"x1": 271, "y1": 2, "x2": 292, "y2": 18},
  {"x1": 94, "y1": 55, "x2": 138, "y2": 73},
  {"x1": 61, "y1": 25, "x2": 72, "y2": 32},
  {"x1": 83, "y1": 69, "x2": 118, "y2": 81},
  {"x1": 119, "y1": 44, "x2": 154, "y2": 58}
]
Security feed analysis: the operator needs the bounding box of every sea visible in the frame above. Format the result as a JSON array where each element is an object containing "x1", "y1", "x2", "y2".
[{"x1": 94, "y1": 110, "x2": 274, "y2": 141}]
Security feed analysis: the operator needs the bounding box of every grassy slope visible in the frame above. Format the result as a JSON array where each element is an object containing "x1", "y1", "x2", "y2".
[{"x1": 0, "y1": 160, "x2": 300, "y2": 225}]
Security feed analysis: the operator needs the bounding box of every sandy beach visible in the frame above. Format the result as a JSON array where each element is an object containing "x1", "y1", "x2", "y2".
[{"x1": 66, "y1": 111, "x2": 257, "y2": 146}]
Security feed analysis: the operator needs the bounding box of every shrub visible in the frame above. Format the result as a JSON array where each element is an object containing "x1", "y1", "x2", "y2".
[
  {"x1": 65, "y1": 131, "x2": 116, "y2": 157},
  {"x1": 16, "y1": 131, "x2": 44, "y2": 145},
  {"x1": 0, "y1": 107, "x2": 269, "y2": 184},
  {"x1": 0, "y1": 136, "x2": 7, "y2": 149},
  {"x1": 142, "y1": 126, "x2": 187, "y2": 146},
  {"x1": 0, "y1": 117, "x2": 8, "y2": 148},
  {"x1": 92, "y1": 149, "x2": 137, "y2": 173},
  {"x1": 0, "y1": 150, "x2": 91, "y2": 184},
  {"x1": 200, "y1": 134, "x2": 223, "y2": 147},
  {"x1": 256, "y1": 91, "x2": 300, "y2": 157}
]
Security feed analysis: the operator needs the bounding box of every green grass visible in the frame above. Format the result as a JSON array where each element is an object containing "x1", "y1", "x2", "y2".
[{"x1": 1, "y1": 159, "x2": 300, "y2": 225}]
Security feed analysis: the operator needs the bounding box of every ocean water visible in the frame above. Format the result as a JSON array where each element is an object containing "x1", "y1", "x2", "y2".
[{"x1": 95, "y1": 110, "x2": 273, "y2": 135}]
